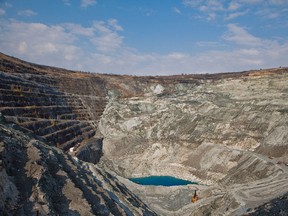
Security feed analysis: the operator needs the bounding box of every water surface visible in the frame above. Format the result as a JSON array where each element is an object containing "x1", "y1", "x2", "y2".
[{"x1": 129, "y1": 176, "x2": 198, "y2": 186}]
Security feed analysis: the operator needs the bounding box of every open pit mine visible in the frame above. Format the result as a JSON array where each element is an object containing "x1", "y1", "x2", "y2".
[{"x1": 0, "y1": 52, "x2": 288, "y2": 216}]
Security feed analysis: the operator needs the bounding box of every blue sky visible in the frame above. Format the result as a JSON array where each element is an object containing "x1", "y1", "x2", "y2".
[{"x1": 0, "y1": 0, "x2": 287, "y2": 75}]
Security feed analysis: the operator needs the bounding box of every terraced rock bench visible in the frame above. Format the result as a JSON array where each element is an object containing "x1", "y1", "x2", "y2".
[
  {"x1": 79, "y1": 95, "x2": 108, "y2": 119},
  {"x1": 44, "y1": 121, "x2": 95, "y2": 147},
  {"x1": 0, "y1": 71, "x2": 100, "y2": 152},
  {"x1": 0, "y1": 106, "x2": 74, "y2": 119},
  {"x1": 0, "y1": 58, "x2": 43, "y2": 75},
  {"x1": 63, "y1": 94, "x2": 107, "y2": 120},
  {"x1": 20, "y1": 73, "x2": 58, "y2": 87},
  {"x1": 0, "y1": 92, "x2": 69, "y2": 109},
  {"x1": 3, "y1": 116, "x2": 96, "y2": 149},
  {"x1": 0, "y1": 72, "x2": 61, "y2": 95},
  {"x1": 56, "y1": 76, "x2": 106, "y2": 97}
]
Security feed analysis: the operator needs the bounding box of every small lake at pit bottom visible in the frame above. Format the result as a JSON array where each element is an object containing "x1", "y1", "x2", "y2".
[{"x1": 129, "y1": 176, "x2": 198, "y2": 186}]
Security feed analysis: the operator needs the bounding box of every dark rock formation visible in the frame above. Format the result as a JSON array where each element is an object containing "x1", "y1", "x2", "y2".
[
  {"x1": 76, "y1": 138, "x2": 103, "y2": 164},
  {"x1": 249, "y1": 193, "x2": 288, "y2": 216}
]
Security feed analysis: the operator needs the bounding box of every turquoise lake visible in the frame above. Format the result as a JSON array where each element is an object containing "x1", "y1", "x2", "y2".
[{"x1": 129, "y1": 176, "x2": 198, "y2": 186}]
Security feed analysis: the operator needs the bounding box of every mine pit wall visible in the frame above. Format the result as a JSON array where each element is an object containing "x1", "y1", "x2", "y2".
[
  {"x1": 0, "y1": 55, "x2": 121, "y2": 164},
  {"x1": 98, "y1": 71, "x2": 288, "y2": 186},
  {"x1": 0, "y1": 54, "x2": 159, "y2": 215},
  {"x1": 1, "y1": 53, "x2": 288, "y2": 214},
  {"x1": 0, "y1": 69, "x2": 109, "y2": 156},
  {"x1": 0, "y1": 120, "x2": 157, "y2": 216},
  {"x1": 97, "y1": 71, "x2": 288, "y2": 215}
]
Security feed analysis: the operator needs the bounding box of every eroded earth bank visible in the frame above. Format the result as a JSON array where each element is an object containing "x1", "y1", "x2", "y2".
[{"x1": 1, "y1": 53, "x2": 288, "y2": 215}]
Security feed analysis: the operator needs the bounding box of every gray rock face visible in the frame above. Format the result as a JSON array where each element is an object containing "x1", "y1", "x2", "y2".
[
  {"x1": 76, "y1": 138, "x2": 103, "y2": 164},
  {"x1": 0, "y1": 122, "x2": 157, "y2": 216},
  {"x1": 98, "y1": 70, "x2": 288, "y2": 215},
  {"x1": 248, "y1": 192, "x2": 288, "y2": 216}
]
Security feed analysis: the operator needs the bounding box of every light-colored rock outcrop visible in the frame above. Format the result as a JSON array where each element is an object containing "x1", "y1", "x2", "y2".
[{"x1": 99, "y1": 70, "x2": 288, "y2": 215}]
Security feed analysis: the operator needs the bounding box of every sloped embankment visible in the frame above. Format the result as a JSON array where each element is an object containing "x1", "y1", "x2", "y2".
[{"x1": 0, "y1": 116, "x2": 156, "y2": 215}]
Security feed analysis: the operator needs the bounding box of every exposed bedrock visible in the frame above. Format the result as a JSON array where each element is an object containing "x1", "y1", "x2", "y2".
[
  {"x1": 1, "y1": 53, "x2": 288, "y2": 215},
  {"x1": 0, "y1": 121, "x2": 156, "y2": 216},
  {"x1": 0, "y1": 53, "x2": 157, "y2": 215},
  {"x1": 75, "y1": 137, "x2": 103, "y2": 164},
  {"x1": 99, "y1": 71, "x2": 288, "y2": 215}
]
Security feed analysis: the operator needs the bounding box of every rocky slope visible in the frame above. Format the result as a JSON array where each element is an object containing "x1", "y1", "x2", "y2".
[
  {"x1": 0, "y1": 53, "x2": 157, "y2": 216},
  {"x1": 1, "y1": 52, "x2": 288, "y2": 215},
  {"x1": 0, "y1": 115, "x2": 156, "y2": 215},
  {"x1": 98, "y1": 68, "x2": 288, "y2": 215}
]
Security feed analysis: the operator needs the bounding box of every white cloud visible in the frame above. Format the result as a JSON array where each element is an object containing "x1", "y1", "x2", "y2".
[
  {"x1": 0, "y1": 8, "x2": 5, "y2": 16},
  {"x1": 18, "y1": 9, "x2": 37, "y2": 17},
  {"x1": 207, "y1": 12, "x2": 217, "y2": 21},
  {"x1": 91, "y1": 19, "x2": 124, "y2": 52},
  {"x1": 63, "y1": 0, "x2": 71, "y2": 6},
  {"x1": 114, "y1": 41, "x2": 287, "y2": 75},
  {"x1": 237, "y1": 0, "x2": 288, "y2": 5},
  {"x1": 0, "y1": 20, "x2": 79, "y2": 67},
  {"x1": 183, "y1": 0, "x2": 224, "y2": 11},
  {"x1": 107, "y1": 19, "x2": 123, "y2": 31},
  {"x1": 266, "y1": 12, "x2": 280, "y2": 19},
  {"x1": 223, "y1": 24, "x2": 262, "y2": 46},
  {"x1": 255, "y1": 7, "x2": 284, "y2": 19},
  {"x1": 183, "y1": 0, "x2": 226, "y2": 21},
  {"x1": 207, "y1": 0, "x2": 224, "y2": 11},
  {"x1": 0, "y1": 19, "x2": 287, "y2": 75},
  {"x1": 64, "y1": 23, "x2": 94, "y2": 36},
  {"x1": 192, "y1": 0, "x2": 224, "y2": 12},
  {"x1": 238, "y1": 0, "x2": 262, "y2": 4},
  {"x1": 267, "y1": 0, "x2": 288, "y2": 4},
  {"x1": 228, "y1": 1, "x2": 242, "y2": 11},
  {"x1": 182, "y1": 0, "x2": 288, "y2": 22},
  {"x1": 183, "y1": 0, "x2": 202, "y2": 8},
  {"x1": 236, "y1": 0, "x2": 287, "y2": 5},
  {"x1": 225, "y1": 9, "x2": 249, "y2": 20},
  {"x1": 196, "y1": 41, "x2": 224, "y2": 47},
  {"x1": 81, "y1": 0, "x2": 96, "y2": 8},
  {"x1": 0, "y1": 19, "x2": 124, "y2": 71},
  {"x1": 90, "y1": 32, "x2": 123, "y2": 52},
  {"x1": 4, "y1": 3, "x2": 12, "y2": 8},
  {"x1": 166, "y1": 52, "x2": 187, "y2": 60},
  {"x1": 18, "y1": 41, "x2": 28, "y2": 53},
  {"x1": 35, "y1": 42, "x2": 58, "y2": 54},
  {"x1": 173, "y1": 7, "x2": 182, "y2": 14},
  {"x1": 138, "y1": 8, "x2": 156, "y2": 17}
]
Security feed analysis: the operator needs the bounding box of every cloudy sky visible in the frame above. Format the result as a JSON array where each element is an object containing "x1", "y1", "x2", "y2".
[{"x1": 0, "y1": 0, "x2": 287, "y2": 75}]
